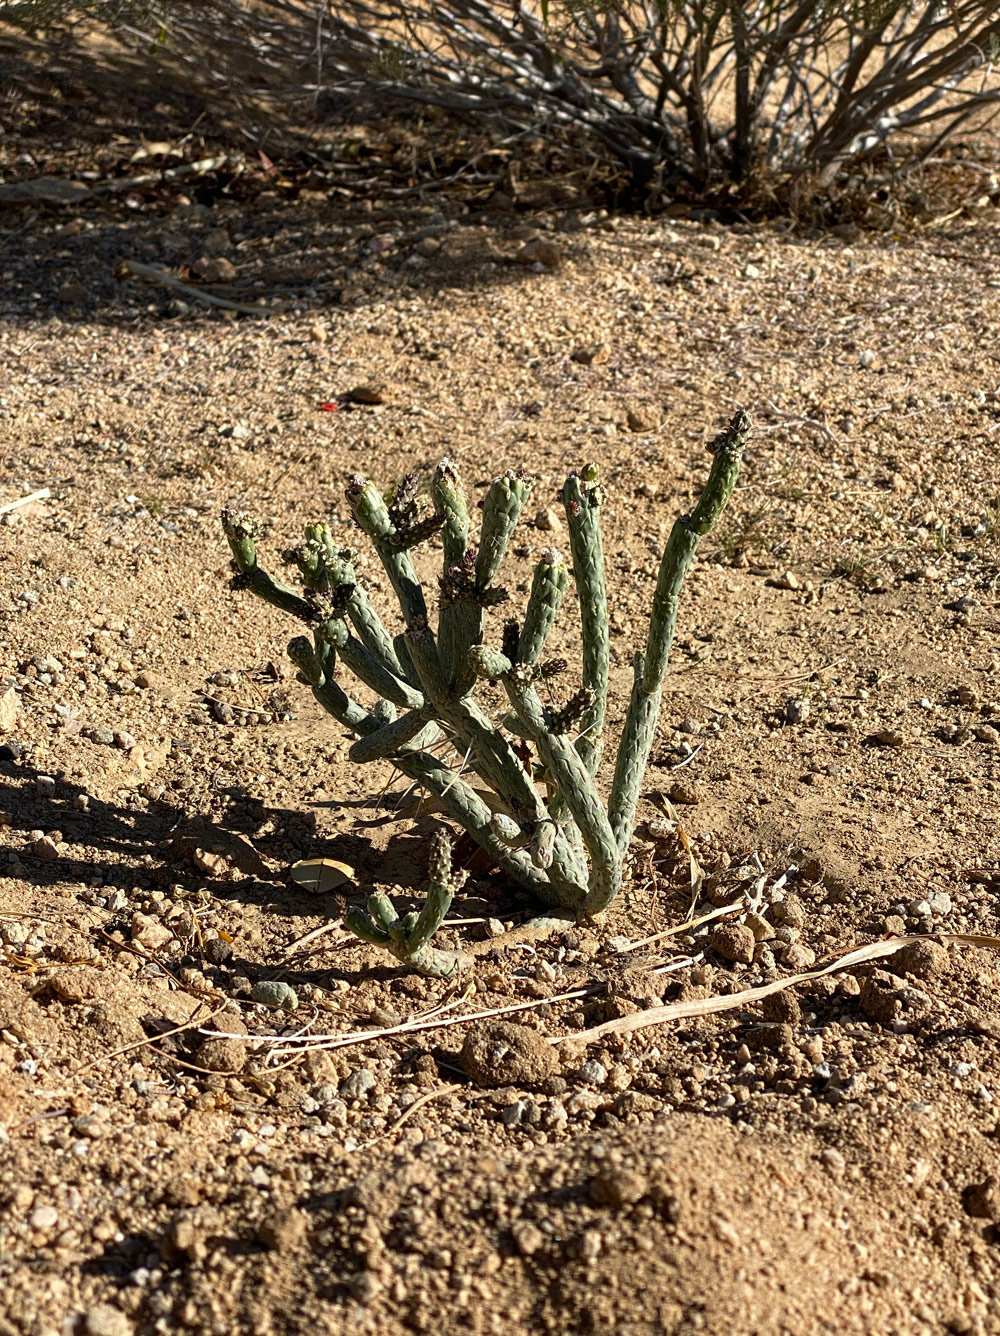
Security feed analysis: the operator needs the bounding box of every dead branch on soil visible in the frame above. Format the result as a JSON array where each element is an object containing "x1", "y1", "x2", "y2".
[
  {"x1": 0, "y1": 488, "x2": 51, "y2": 516},
  {"x1": 115, "y1": 259, "x2": 273, "y2": 316},
  {"x1": 562, "y1": 932, "x2": 1000, "y2": 1045}
]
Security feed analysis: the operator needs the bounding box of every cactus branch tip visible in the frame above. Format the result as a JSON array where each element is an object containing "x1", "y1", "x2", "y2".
[{"x1": 221, "y1": 509, "x2": 262, "y2": 543}]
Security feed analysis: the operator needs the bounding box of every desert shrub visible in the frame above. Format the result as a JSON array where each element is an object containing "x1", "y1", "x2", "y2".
[{"x1": 8, "y1": 1, "x2": 1000, "y2": 198}]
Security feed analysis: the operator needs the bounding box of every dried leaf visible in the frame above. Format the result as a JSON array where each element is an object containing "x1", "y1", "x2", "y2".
[{"x1": 290, "y1": 857, "x2": 354, "y2": 893}]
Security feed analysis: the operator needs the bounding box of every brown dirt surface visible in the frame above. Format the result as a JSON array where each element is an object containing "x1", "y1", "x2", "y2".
[{"x1": 4, "y1": 36, "x2": 1000, "y2": 1336}]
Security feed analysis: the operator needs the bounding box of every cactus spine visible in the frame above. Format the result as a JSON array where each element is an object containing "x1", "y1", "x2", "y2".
[{"x1": 222, "y1": 410, "x2": 749, "y2": 976}]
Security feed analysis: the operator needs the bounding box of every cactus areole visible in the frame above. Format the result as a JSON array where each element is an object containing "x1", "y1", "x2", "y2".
[{"x1": 222, "y1": 410, "x2": 750, "y2": 975}]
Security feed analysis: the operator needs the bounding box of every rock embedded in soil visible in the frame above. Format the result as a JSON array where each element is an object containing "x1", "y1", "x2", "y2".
[
  {"x1": 340, "y1": 1068, "x2": 376, "y2": 1099},
  {"x1": 512, "y1": 1221, "x2": 546, "y2": 1255},
  {"x1": 784, "y1": 697, "x2": 810, "y2": 724},
  {"x1": 33, "y1": 834, "x2": 60, "y2": 860},
  {"x1": 709, "y1": 922, "x2": 756, "y2": 965},
  {"x1": 515, "y1": 240, "x2": 562, "y2": 269},
  {"x1": 761, "y1": 990, "x2": 801, "y2": 1025},
  {"x1": 257, "y1": 1208, "x2": 308, "y2": 1251},
  {"x1": 345, "y1": 381, "x2": 390, "y2": 406},
  {"x1": 892, "y1": 939, "x2": 948, "y2": 980},
  {"x1": 30, "y1": 1205, "x2": 59, "y2": 1231},
  {"x1": 533, "y1": 506, "x2": 562, "y2": 533},
  {"x1": 625, "y1": 405, "x2": 661, "y2": 433},
  {"x1": 570, "y1": 343, "x2": 609, "y2": 366},
  {"x1": 745, "y1": 912, "x2": 775, "y2": 943},
  {"x1": 195, "y1": 1035, "x2": 248, "y2": 1074},
  {"x1": 84, "y1": 1304, "x2": 133, "y2": 1336},
  {"x1": 130, "y1": 912, "x2": 172, "y2": 953},
  {"x1": 590, "y1": 1168, "x2": 649, "y2": 1208},
  {"x1": 858, "y1": 970, "x2": 902, "y2": 1024},
  {"x1": 460, "y1": 1019, "x2": 558, "y2": 1088},
  {"x1": 0, "y1": 683, "x2": 20, "y2": 731},
  {"x1": 668, "y1": 781, "x2": 701, "y2": 806}
]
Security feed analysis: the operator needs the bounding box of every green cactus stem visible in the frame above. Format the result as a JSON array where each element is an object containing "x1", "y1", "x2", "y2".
[
  {"x1": 317, "y1": 616, "x2": 424, "y2": 712},
  {"x1": 345, "y1": 475, "x2": 428, "y2": 625},
  {"x1": 476, "y1": 469, "x2": 533, "y2": 588},
  {"x1": 222, "y1": 511, "x2": 314, "y2": 620},
  {"x1": 560, "y1": 466, "x2": 609, "y2": 778},
  {"x1": 324, "y1": 548, "x2": 408, "y2": 682},
  {"x1": 518, "y1": 548, "x2": 569, "y2": 666},
  {"x1": 608, "y1": 409, "x2": 750, "y2": 856},
  {"x1": 475, "y1": 652, "x2": 620, "y2": 916},
  {"x1": 344, "y1": 830, "x2": 469, "y2": 977},
  {"x1": 431, "y1": 459, "x2": 470, "y2": 687},
  {"x1": 348, "y1": 706, "x2": 439, "y2": 764}
]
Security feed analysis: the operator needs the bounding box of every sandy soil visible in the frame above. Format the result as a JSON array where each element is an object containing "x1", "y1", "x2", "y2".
[{"x1": 3, "y1": 35, "x2": 1000, "y2": 1336}]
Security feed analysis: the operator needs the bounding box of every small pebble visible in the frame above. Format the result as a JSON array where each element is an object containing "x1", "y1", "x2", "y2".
[
  {"x1": 821, "y1": 1148, "x2": 846, "y2": 1176},
  {"x1": 512, "y1": 1221, "x2": 546, "y2": 1255},
  {"x1": 33, "y1": 834, "x2": 60, "y2": 860},
  {"x1": 340, "y1": 1068, "x2": 376, "y2": 1099}
]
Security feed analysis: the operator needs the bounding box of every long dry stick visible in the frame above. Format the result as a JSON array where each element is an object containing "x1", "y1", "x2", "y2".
[
  {"x1": 563, "y1": 932, "x2": 1000, "y2": 1045},
  {"x1": 115, "y1": 260, "x2": 273, "y2": 316}
]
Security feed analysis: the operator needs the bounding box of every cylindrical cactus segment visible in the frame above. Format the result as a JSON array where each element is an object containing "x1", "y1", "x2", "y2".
[
  {"x1": 518, "y1": 548, "x2": 569, "y2": 665},
  {"x1": 325, "y1": 549, "x2": 407, "y2": 682},
  {"x1": 609, "y1": 409, "x2": 749, "y2": 856},
  {"x1": 559, "y1": 469, "x2": 609, "y2": 777},
  {"x1": 530, "y1": 819, "x2": 557, "y2": 869},
  {"x1": 343, "y1": 830, "x2": 468, "y2": 977},
  {"x1": 503, "y1": 674, "x2": 620, "y2": 916},
  {"x1": 221, "y1": 509, "x2": 262, "y2": 568},
  {"x1": 491, "y1": 811, "x2": 529, "y2": 848},
  {"x1": 475, "y1": 469, "x2": 533, "y2": 589},
  {"x1": 348, "y1": 706, "x2": 439, "y2": 763},
  {"x1": 345, "y1": 475, "x2": 428, "y2": 625},
  {"x1": 344, "y1": 907, "x2": 390, "y2": 946},
  {"x1": 409, "y1": 828, "x2": 468, "y2": 953},
  {"x1": 432, "y1": 460, "x2": 470, "y2": 686},
  {"x1": 642, "y1": 409, "x2": 749, "y2": 693},
  {"x1": 339, "y1": 632, "x2": 424, "y2": 712},
  {"x1": 222, "y1": 509, "x2": 314, "y2": 620},
  {"x1": 431, "y1": 459, "x2": 470, "y2": 567},
  {"x1": 469, "y1": 645, "x2": 513, "y2": 681},
  {"x1": 287, "y1": 635, "x2": 324, "y2": 686}
]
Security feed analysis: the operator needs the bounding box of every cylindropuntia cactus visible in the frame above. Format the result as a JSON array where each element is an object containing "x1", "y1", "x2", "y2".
[{"x1": 222, "y1": 411, "x2": 750, "y2": 976}]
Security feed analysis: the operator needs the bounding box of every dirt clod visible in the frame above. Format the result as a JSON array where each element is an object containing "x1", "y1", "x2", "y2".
[
  {"x1": 893, "y1": 940, "x2": 948, "y2": 980},
  {"x1": 460, "y1": 1020, "x2": 558, "y2": 1088},
  {"x1": 590, "y1": 1168, "x2": 649, "y2": 1207},
  {"x1": 195, "y1": 1036, "x2": 248, "y2": 1074},
  {"x1": 709, "y1": 922, "x2": 756, "y2": 965}
]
